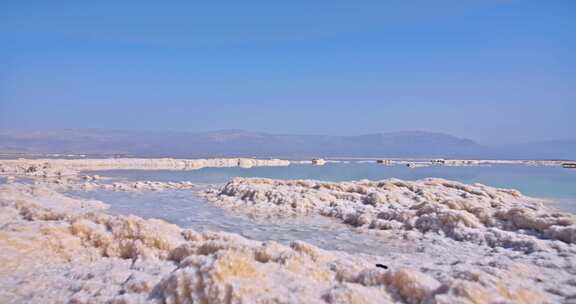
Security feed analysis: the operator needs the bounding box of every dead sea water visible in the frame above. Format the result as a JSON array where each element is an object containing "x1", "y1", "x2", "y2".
[
  {"x1": 65, "y1": 163, "x2": 576, "y2": 257},
  {"x1": 89, "y1": 163, "x2": 576, "y2": 210}
]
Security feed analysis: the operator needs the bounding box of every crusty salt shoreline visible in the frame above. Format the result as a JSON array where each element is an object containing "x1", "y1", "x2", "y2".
[
  {"x1": 0, "y1": 158, "x2": 291, "y2": 178},
  {"x1": 201, "y1": 177, "x2": 576, "y2": 301},
  {"x1": 2, "y1": 182, "x2": 570, "y2": 303},
  {"x1": 46, "y1": 177, "x2": 198, "y2": 192},
  {"x1": 205, "y1": 178, "x2": 576, "y2": 249},
  {"x1": 1, "y1": 157, "x2": 571, "y2": 181}
]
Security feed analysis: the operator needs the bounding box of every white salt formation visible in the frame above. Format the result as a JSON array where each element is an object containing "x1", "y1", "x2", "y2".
[
  {"x1": 1, "y1": 172, "x2": 197, "y2": 192},
  {"x1": 0, "y1": 157, "x2": 291, "y2": 178},
  {"x1": 79, "y1": 180, "x2": 196, "y2": 191},
  {"x1": 442, "y1": 159, "x2": 568, "y2": 166},
  {"x1": 203, "y1": 177, "x2": 576, "y2": 302},
  {"x1": 206, "y1": 178, "x2": 576, "y2": 250},
  {"x1": 55, "y1": 178, "x2": 196, "y2": 192},
  {"x1": 1, "y1": 182, "x2": 569, "y2": 303}
]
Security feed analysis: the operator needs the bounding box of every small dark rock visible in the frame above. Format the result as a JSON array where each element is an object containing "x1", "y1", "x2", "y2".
[{"x1": 375, "y1": 264, "x2": 388, "y2": 269}]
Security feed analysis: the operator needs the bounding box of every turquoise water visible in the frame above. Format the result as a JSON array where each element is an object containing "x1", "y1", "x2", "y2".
[{"x1": 91, "y1": 163, "x2": 576, "y2": 200}]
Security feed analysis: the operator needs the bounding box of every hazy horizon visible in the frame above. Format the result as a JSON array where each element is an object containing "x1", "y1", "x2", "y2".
[
  {"x1": 1, "y1": 1, "x2": 575, "y2": 145},
  {"x1": 1, "y1": 127, "x2": 575, "y2": 146},
  {"x1": 2, "y1": 128, "x2": 575, "y2": 159}
]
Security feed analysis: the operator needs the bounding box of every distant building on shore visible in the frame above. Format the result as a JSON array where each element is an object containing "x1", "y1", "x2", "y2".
[
  {"x1": 431, "y1": 159, "x2": 446, "y2": 165},
  {"x1": 376, "y1": 159, "x2": 392, "y2": 165}
]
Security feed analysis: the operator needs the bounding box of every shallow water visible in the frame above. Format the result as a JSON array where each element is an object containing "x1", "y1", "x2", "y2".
[
  {"x1": 69, "y1": 189, "x2": 416, "y2": 256},
  {"x1": 65, "y1": 163, "x2": 576, "y2": 258},
  {"x1": 90, "y1": 163, "x2": 576, "y2": 210}
]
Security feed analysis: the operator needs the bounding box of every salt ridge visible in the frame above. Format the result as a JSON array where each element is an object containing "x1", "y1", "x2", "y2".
[{"x1": 1, "y1": 181, "x2": 568, "y2": 303}]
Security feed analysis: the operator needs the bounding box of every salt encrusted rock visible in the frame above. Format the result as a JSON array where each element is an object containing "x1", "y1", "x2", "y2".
[
  {"x1": 364, "y1": 192, "x2": 387, "y2": 206},
  {"x1": 205, "y1": 177, "x2": 576, "y2": 252}
]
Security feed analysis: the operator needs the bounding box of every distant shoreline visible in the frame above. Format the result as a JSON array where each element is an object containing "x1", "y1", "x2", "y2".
[
  {"x1": 1, "y1": 156, "x2": 574, "y2": 180},
  {"x1": 0, "y1": 152, "x2": 574, "y2": 162}
]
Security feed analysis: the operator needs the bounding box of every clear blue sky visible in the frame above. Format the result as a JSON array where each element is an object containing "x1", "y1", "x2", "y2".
[{"x1": 1, "y1": 1, "x2": 574, "y2": 144}]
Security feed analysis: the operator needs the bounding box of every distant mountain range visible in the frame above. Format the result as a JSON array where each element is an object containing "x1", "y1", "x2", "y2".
[{"x1": 0, "y1": 129, "x2": 574, "y2": 159}]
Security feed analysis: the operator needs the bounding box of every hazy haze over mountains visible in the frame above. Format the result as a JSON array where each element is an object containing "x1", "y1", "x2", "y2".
[{"x1": 0, "y1": 129, "x2": 574, "y2": 159}]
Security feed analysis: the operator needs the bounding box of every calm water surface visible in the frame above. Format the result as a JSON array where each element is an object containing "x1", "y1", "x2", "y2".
[{"x1": 91, "y1": 163, "x2": 576, "y2": 204}]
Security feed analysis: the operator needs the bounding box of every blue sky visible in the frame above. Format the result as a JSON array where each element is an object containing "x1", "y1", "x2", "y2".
[{"x1": 0, "y1": 1, "x2": 574, "y2": 144}]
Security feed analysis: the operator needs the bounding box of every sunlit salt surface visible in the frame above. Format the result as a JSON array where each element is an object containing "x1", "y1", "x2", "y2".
[{"x1": 69, "y1": 189, "x2": 417, "y2": 257}]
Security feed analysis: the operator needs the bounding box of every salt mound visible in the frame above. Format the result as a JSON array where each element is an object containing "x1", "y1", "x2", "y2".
[
  {"x1": 0, "y1": 183, "x2": 562, "y2": 303},
  {"x1": 72, "y1": 179, "x2": 196, "y2": 192},
  {"x1": 205, "y1": 177, "x2": 576, "y2": 251}
]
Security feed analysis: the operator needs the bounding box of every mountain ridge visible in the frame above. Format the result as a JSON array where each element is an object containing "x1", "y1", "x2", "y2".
[{"x1": 0, "y1": 129, "x2": 573, "y2": 159}]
